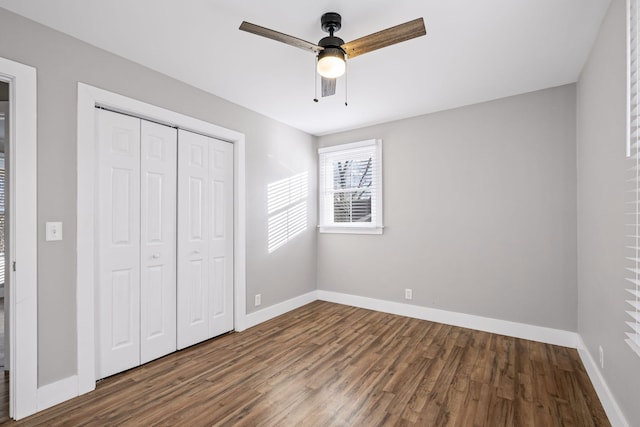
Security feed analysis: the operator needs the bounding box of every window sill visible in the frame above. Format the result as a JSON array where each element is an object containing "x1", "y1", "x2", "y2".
[{"x1": 318, "y1": 225, "x2": 384, "y2": 235}]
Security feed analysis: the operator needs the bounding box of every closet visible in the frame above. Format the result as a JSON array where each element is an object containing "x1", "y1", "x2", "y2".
[{"x1": 95, "y1": 109, "x2": 234, "y2": 380}]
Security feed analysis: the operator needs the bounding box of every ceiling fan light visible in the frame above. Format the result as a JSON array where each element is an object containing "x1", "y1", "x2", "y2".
[{"x1": 317, "y1": 48, "x2": 345, "y2": 78}]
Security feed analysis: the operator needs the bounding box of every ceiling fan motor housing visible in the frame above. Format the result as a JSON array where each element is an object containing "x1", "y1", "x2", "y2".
[
  {"x1": 321, "y1": 12, "x2": 342, "y2": 34},
  {"x1": 318, "y1": 36, "x2": 345, "y2": 50},
  {"x1": 319, "y1": 13, "x2": 345, "y2": 60},
  {"x1": 317, "y1": 13, "x2": 346, "y2": 81}
]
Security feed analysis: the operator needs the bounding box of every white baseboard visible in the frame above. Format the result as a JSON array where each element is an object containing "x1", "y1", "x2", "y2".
[
  {"x1": 317, "y1": 290, "x2": 578, "y2": 348},
  {"x1": 33, "y1": 292, "x2": 624, "y2": 424},
  {"x1": 37, "y1": 375, "x2": 79, "y2": 412},
  {"x1": 576, "y1": 337, "x2": 629, "y2": 427},
  {"x1": 243, "y1": 290, "x2": 318, "y2": 330}
]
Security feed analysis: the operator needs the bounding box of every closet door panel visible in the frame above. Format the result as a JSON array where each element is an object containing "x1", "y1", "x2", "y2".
[
  {"x1": 140, "y1": 121, "x2": 177, "y2": 364},
  {"x1": 177, "y1": 130, "x2": 210, "y2": 349},
  {"x1": 187, "y1": 257, "x2": 206, "y2": 323},
  {"x1": 208, "y1": 140, "x2": 234, "y2": 337},
  {"x1": 96, "y1": 109, "x2": 141, "y2": 379}
]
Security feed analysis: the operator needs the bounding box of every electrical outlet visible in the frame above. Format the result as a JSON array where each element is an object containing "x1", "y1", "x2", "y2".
[
  {"x1": 255, "y1": 294, "x2": 261, "y2": 307},
  {"x1": 404, "y1": 288, "x2": 413, "y2": 300},
  {"x1": 599, "y1": 345, "x2": 604, "y2": 369}
]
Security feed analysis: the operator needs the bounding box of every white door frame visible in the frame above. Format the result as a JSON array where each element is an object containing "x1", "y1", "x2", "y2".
[
  {"x1": 76, "y1": 83, "x2": 247, "y2": 394},
  {"x1": 0, "y1": 57, "x2": 38, "y2": 419}
]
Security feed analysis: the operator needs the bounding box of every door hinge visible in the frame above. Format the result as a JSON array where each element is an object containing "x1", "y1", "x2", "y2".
[{"x1": 12, "y1": 261, "x2": 16, "y2": 272}]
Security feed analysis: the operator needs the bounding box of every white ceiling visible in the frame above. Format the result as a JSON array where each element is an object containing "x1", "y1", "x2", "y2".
[{"x1": 0, "y1": 0, "x2": 611, "y2": 136}]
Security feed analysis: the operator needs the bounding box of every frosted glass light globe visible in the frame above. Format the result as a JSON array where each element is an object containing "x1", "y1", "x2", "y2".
[{"x1": 317, "y1": 54, "x2": 345, "y2": 78}]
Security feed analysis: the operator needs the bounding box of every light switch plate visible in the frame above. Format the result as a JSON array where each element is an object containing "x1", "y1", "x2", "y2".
[{"x1": 45, "y1": 221, "x2": 63, "y2": 241}]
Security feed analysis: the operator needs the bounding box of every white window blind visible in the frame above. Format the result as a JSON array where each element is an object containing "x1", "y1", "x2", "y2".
[
  {"x1": 318, "y1": 139, "x2": 383, "y2": 234},
  {"x1": 626, "y1": 0, "x2": 640, "y2": 357}
]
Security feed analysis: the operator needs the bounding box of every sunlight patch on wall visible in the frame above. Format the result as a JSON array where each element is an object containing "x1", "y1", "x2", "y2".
[{"x1": 267, "y1": 171, "x2": 308, "y2": 253}]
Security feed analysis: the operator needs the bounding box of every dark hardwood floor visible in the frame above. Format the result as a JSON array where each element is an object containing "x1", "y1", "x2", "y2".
[{"x1": 0, "y1": 301, "x2": 610, "y2": 426}]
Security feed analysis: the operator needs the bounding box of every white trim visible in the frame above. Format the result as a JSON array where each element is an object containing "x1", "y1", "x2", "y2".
[
  {"x1": 318, "y1": 139, "x2": 377, "y2": 154},
  {"x1": 317, "y1": 290, "x2": 578, "y2": 348},
  {"x1": 577, "y1": 337, "x2": 630, "y2": 427},
  {"x1": 243, "y1": 289, "x2": 578, "y2": 348},
  {"x1": 243, "y1": 291, "x2": 318, "y2": 330},
  {"x1": 627, "y1": 0, "x2": 632, "y2": 158},
  {"x1": 319, "y1": 226, "x2": 384, "y2": 234},
  {"x1": 318, "y1": 139, "x2": 384, "y2": 234},
  {"x1": 36, "y1": 375, "x2": 79, "y2": 413},
  {"x1": 0, "y1": 56, "x2": 38, "y2": 420},
  {"x1": 233, "y1": 139, "x2": 247, "y2": 331},
  {"x1": 76, "y1": 83, "x2": 247, "y2": 393}
]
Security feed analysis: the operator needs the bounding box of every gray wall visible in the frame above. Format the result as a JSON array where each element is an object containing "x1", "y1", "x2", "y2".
[
  {"x1": 577, "y1": 0, "x2": 640, "y2": 424},
  {"x1": 0, "y1": 8, "x2": 317, "y2": 386},
  {"x1": 317, "y1": 85, "x2": 577, "y2": 331},
  {"x1": 6, "y1": 3, "x2": 635, "y2": 421}
]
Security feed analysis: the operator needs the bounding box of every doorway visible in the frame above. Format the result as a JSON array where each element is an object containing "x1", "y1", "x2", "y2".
[
  {"x1": 0, "y1": 56, "x2": 37, "y2": 421},
  {"x1": 0, "y1": 80, "x2": 7, "y2": 421}
]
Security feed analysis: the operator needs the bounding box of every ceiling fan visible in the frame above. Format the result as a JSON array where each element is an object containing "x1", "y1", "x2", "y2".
[{"x1": 239, "y1": 13, "x2": 426, "y2": 99}]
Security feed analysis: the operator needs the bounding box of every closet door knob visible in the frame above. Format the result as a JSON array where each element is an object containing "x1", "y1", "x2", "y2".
[
  {"x1": 191, "y1": 250, "x2": 200, "y2": 255},
  {"x1": 152, "y1": 253, "x2": 161, "y2": 259}
]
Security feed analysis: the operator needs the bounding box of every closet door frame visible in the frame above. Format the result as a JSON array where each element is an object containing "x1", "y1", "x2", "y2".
[{"x1": 77, "y1": 83, "x2": 246, "y2": 395}]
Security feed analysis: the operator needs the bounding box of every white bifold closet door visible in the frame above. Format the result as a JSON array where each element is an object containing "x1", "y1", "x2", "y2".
[
  {"x1": 140, "y1": 120, "x2": 177, "y2": 364},
  {"x1": 96, "y1": 109, "x2": 177, "y2": 379},
  {"x1": 177, "y1": 129, "x2": 234, "y2": 349}
]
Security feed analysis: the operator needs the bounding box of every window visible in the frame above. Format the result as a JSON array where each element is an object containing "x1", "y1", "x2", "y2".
[
  {"x1": 318, "y1": 139, "x2": 383, "y2": 234},
  {"x1": 626, "y1": 0, "x2": 640, "y2": 357}
]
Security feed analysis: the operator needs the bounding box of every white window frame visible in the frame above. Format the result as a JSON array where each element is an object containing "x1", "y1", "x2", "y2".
[
  {"x1": 318, "y1": 139, "x2": 383, "y2": 234},
  {"x1": 626, "y1": 0, "x2": 640, "y2": 358}
]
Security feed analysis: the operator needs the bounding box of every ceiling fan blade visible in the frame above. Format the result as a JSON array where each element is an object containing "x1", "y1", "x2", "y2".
[
  {"x1": 321, "y1": 77, "x2": 336, "y2": 97},
  {"x1": 239, "y1": 21, "x2": 323, "y2": 53},
  {"x1": 341, "y1": 18, "x2": 426, "y2": 59}
]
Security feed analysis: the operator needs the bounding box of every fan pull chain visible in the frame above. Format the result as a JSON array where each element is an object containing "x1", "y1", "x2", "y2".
[
  {"x1": 344, "y1": 60, "x2": 348, "y2": 106},
  {"x1": 313, "y1": 57, "x2": 319, "y2": 103}
]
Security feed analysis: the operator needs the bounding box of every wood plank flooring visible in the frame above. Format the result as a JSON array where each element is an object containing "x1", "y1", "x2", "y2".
[{"x1": 0, "y1": 301, "x2": 609, "y2": 426}]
